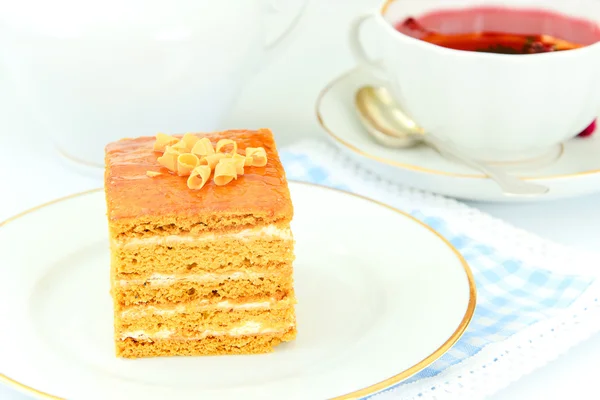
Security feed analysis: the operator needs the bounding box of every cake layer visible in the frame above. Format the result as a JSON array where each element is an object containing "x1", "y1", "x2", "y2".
[
  {"x1": 120, "y1": 293, "x2": 295, "y2": 318},
  {"x1": 105, "y1": 130, "x2": 294, "y2": 237},
  {"x1": 113, "y1": 273, "x2": 293, "y2": 306},
  {"x1": 111, "y1": 214, "x2": 291, "y2": 240},
  {"x1": 117, "y1": 308, "x2": 296, "y2": 339},
  {"x1": 115, "y1": 268, "x2": 292, "y2": 288},
  {"x1": 117, "y1": 327, "x2": 297, "y2": 358},
  {"x1": 119, "y1": 321, "x2": 295, "y2": 341},
  {"x1": 112, "y1": 235, "x2": 294, "y2": 275},
  {"x1": 113, "y1": 224, "x2": 292, "y2": 247}
]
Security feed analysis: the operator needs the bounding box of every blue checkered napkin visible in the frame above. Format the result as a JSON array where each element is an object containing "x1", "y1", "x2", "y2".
[
  {"x1": 278, "y1": 142, "x2": 598, "y2": 399},
  {"x1": 395, "y1": 212, "x2": 592, "y2": 384}
]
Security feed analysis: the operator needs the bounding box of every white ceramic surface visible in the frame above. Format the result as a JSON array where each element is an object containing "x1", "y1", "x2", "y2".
[
  {"x1": 0, "y1": 0, "x2": 307, "y2": 167},
  {"x1": 317, "y1": 66, "x2": 600, "y2": 202},
  {"x1": 348, "y1": 0, "x2": 600, "y2": 162},
  {"x1": 0, "y1": 182, "x2": 475, "y2": 400}
]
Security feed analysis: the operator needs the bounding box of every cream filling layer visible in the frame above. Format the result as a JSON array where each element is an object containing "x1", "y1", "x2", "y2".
[
  {"x1": 118, "y1": 270, "x2": 267, "y2": 287},
  {"x1": 121, "y1": 298, "x2": 290, "y2": 318},
  {"x1": 114, "y1": 224, "x2": 292, "y2": 248},
  {"x1": 120, "y1": 321, "x2": 294, "y2": 340}
]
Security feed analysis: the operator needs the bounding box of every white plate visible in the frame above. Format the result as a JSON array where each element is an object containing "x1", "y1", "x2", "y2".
[
  {"x1": 316, "y1": 66, "x2": 600, "y2": 202},
  {"x1": 0, "y1": 182, "x2": 476, "y2": 400}
]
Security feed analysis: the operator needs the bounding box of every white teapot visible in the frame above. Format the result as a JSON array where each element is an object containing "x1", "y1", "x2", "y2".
[{"x1": 0, "y1": 0, "x2": 307, "y2": 167}]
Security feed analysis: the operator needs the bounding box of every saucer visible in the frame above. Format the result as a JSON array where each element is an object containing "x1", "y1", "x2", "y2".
[{"x1": 315, "y1": 66, "x2": 600, "y2": 202}]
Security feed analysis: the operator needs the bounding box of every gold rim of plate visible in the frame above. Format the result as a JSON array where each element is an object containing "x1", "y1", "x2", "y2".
[
  {"x1": 0, "y1": 181, "x2": 477, "y2": 400},
  {"x1": 318, "y1": 64, "x2": 600, "y2": 182}
]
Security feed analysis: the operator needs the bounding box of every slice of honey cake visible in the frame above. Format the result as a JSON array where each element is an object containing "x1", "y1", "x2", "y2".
[{"x1": 104, "y1": 129, "x2": 296, "y2": 358}]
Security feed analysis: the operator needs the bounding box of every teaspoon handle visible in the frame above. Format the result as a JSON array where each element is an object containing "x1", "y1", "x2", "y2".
[{"x1": 423, "y1": 135, "x2": 549, "y2": 197}]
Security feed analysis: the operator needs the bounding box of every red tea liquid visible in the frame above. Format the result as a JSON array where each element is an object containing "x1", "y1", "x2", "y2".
[{"x1": 395, "y1": 6, "x2": 600, "y2": 54}]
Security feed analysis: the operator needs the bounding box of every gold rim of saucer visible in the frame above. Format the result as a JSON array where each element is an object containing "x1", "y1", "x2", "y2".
[{"x1": 315, "y1": 66, "x2": 600, "y2": 181}]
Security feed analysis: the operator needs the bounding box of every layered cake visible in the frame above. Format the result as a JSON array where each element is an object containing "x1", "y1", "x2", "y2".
[{"x1": 104, "y1": 129, "x2": 296, "y2": 358}]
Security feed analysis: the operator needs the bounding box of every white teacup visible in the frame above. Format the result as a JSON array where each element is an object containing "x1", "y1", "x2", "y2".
[
  {"x1": 0, "y1": 0, "x2": 307, "y2": 167},
  {"x1": 350, "y1": 0, "x2": 600, "y2": 163}
]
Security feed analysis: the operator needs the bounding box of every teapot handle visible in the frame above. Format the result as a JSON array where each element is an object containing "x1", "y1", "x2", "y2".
[{"x1": 263, "y1": 0, "x2": 309, "y2": 59}]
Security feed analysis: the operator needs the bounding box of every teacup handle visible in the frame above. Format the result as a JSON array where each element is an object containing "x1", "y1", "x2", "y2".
[
  {"x1": 349, "y1": 13, "x2": 389, "y2": 83},
  {"x1": 349, "y1": 13, "x2": 419, "y2": 125}
]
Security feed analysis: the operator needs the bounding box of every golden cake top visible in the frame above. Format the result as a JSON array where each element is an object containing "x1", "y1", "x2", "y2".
[{"x1": 104, "y1": 129, "x2": 293, "y2": 222}]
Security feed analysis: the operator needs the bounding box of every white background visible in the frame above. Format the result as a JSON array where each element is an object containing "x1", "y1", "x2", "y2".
[{"x1": 2, "y1": 0, "x2": 600, "y2": 399}]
